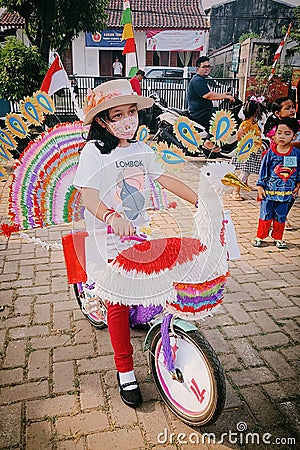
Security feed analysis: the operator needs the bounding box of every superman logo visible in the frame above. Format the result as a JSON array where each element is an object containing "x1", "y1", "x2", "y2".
[{"x1": 273, "y1": 164, "x2": 296, "y2": 182}]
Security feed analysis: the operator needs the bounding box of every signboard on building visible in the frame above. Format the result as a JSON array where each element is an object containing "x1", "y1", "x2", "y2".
[
  {"x1": 85, "y1": 30, "x2": 124, "y2": 49},
  {"x1": 231, "y1": 43, "x2": 241, "y2": 73},
  {"x1": 146, "y1": 30, "x2": 206, "y2": 51}
]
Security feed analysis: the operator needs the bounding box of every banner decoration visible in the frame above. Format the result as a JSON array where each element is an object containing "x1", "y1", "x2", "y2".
[
  {"x1": 146, "y1": 30, "x2": 206, "y2": 52},
  {"x1": 268, "y1": 22, "x2": 292, "y2": 82}
]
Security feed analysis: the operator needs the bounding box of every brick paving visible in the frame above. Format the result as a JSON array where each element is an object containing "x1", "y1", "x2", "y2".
[{"x1": 0, "y1": 159, "x2": 299, "y2": 450}]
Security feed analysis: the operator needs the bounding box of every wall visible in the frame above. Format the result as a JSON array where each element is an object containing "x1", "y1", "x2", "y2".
[{"x1": 208, "y1": 0, "x2": 295, "y2": 52}]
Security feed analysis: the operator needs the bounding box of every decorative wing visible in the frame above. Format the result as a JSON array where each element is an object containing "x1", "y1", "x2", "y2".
[
  {"x1": 173, "y1": 117, "x2": 203, "y2": 153},
  {"x1": 209, "y1": 110, "x2": 237, "y2": 146},
  {"x1": 236, "y1": 130, "x2": 261, "y2": 162},
  {"x1": 8, "y1": 122, "x2": 88, "y2": 230},
  {"x1": 136, "y1": 125, "x2": 150, "y2": 142}
]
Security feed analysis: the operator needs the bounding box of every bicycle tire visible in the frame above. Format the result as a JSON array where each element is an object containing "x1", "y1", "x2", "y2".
[
  {"x1": 149, "y1": 325, "x2": 226, "y2": 426},
  {"x1": 73, "y1": 283, "x2": 107, "y2": 329}
]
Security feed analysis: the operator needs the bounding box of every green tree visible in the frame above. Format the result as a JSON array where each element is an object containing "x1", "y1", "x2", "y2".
[
  {"x1": 0, "y1": 0, "x2": 109, "y2": 61},
  {"x1": 0, "y1": 36, "x2": 48, "y2": 101},
  {"x1": 289, "y1": 6, "x2": 300, "y2": 46}
]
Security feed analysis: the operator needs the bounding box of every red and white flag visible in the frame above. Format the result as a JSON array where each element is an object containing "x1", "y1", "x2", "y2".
[
  {"x1": 268, "y1": 22, "x2": 292, "y2": 82},
  {"x1": 40, "y1": 55, "x2": 70, "y2": 95}
]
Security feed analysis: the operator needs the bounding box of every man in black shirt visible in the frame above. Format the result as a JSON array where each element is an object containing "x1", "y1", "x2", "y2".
[{"x1": 187, "y1": 56, "x2": 234, "y2": 132}]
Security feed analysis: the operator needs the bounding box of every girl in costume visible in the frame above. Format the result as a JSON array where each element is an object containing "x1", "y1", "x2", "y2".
[
  {"x1": 73, "y1": 79, "x2": 198, "y2": 408},
  {"x1": 264, "y1": 97, "x2": 300, "y2": 229},
  {"x1": 253, "y1": 117, "x2": 300, "y2": 249},
  {"x1": 230, "y1": 96, "x2": 266, "y2": 201},
  {"x1": 264, "y1": 97, "x2": 300, "y2": 144}
]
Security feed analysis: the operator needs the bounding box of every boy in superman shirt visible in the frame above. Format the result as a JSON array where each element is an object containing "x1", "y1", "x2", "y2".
[{"x1": 253, "y1": 117, "x2": 300, "y2": 249}]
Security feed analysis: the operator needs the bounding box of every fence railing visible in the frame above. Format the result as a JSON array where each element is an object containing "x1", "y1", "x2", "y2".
[{"x1": 9, "y1": 76, "x2": 240, "y2": 119}]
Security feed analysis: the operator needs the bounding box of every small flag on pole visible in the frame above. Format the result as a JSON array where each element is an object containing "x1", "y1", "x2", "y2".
[
  {"x1": 40, "y1": 55, "x2": 70, "y2": 96},
  {"x1": 268, "y1": 22, "x2": 292, "y2": 82},
  {"x1": 40, "y1": 54, "x2": 84, "y2": 121}
]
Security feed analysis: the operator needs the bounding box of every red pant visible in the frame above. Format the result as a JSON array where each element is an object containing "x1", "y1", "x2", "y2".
[
  {"x1": 257, "y1": 218, "x2": 285, "y2": 240},
  {"x1": 107, "y1": 302, "x2": 133, "y2": 372}
]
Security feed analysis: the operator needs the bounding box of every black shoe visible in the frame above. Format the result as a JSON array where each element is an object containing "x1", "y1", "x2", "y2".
[{"x1": 117, "y1": 372, "x2": 143, "y2": 408}]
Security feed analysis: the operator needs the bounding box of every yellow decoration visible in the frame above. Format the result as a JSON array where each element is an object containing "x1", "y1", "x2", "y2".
[
  {"x1": 136, "y1": 125, "x2": 150, "y2": 142},
  {"x1": 209, "y1": 110, "x2": 237, "y2": 145},
  {"x1": 0, "y1": 164, "x2": 7, "y2": 177},
  {"x1": 173, "y1": 117, "x2": 202, "y2": 153},
  {"x1": 153, "y1": 142, "x2": 187, "y2": 172},
  {"x1": 33, "y1": 91, "x2": 55, "y2": 115},
  {"x1": 0, "y1": 145, "x2": 13, "y2": 162},
  {"x1": 20, "y1": 97, "x2": 44, "y2": 126},
  {"x1": 0, "y1": 128, "x2": 17, "y2": 150},
  {"x1": 5, "y1": 113, "x2": 29, "y2": 139},
  {"x1": 236, "y1": 130, "x2": 261, "y2": 162}
]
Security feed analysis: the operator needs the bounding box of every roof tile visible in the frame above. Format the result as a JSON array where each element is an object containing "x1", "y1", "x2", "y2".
[
  {"x1": 0, "y1": 11, "x2": 24, "y2": 28},
  {"x1": 107, "y1": 0, "x2": 208, "y2": 29}
]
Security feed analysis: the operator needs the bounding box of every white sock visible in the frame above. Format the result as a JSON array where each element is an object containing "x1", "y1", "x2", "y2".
[{"x1": 119, "y1": 370, "x2": 137, "y2": 391}]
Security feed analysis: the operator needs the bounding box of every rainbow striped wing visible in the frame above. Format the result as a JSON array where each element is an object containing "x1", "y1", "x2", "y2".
[{"x1": 9, "y1": 122, "x2": 88, "y2": 230}]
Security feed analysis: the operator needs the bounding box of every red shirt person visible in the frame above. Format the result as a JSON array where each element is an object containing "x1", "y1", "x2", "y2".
[{"x1": 130, "y1": 70, "x2": 145, "y2": 95}]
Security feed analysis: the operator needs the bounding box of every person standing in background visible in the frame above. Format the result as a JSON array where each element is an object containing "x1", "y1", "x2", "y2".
[
  {"x1": 112, "y1": 57, "x2": 123, "y2": 77},
  {"x1": 130, "y1": 70, "x2": 147, "y2": 125},
  {"x1": 130, "y1": 70, "x2": 145, "y2": 95}
]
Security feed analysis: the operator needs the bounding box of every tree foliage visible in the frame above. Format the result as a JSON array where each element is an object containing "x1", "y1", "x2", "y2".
[
  {"x1": 0, "y1": 36, "x2": 48, "y2": 101},
  {"x1": 0, "y1": 0, "x2": 109, "y2": 61}
]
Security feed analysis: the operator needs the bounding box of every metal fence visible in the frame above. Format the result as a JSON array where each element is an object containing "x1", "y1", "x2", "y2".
[{"x1": 9, "y1": 76, "x2": 240, "y2": 119}]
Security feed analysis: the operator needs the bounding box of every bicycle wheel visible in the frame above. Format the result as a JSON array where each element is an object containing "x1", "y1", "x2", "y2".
[
  {"x1": 73, "y1": 283, "x2": 107, "y2": 329},
  {"x1": 149, "y1": 325, "x2": 226, "y2": 426}
]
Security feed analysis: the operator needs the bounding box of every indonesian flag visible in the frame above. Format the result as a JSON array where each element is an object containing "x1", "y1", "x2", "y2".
[
  {"x1": 121, "y1": 0, "x2": 136, "y2": 55},
  {"x1": 268, "y1": 22, "x2": 292, "y2": 82},
  {"x1": 40, "y1": 55, "x2": 70, "y2": 95}
]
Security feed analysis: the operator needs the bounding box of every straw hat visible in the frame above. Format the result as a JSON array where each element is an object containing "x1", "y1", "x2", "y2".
[{"x1": 83, "y1": 79, "x2": 154, "y2": 125}]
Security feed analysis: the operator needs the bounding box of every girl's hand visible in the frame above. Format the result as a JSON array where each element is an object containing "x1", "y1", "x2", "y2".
[
  {"x1": 257, "y1": 186, "x2": 266, "y2": 200},
  {"x1": 107, "y1": 214, "x2": 134, "y2": 237},
  {"x1": 292, "y1": 185, "x2": 299, "y2": 199},
  {"x1": 236, "y1": 127, "x2": 245, "y2": 141}
]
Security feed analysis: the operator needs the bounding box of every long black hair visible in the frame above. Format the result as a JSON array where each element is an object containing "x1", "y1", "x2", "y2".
[
  {"x1": 85, "y1": 106, "x2": 138, "y2": 154},
  {"x1": 243, "y1": 97, "x2": 267, "y2": 121},
  {"x1": 264, "y1": 97, "x2": 295, "y2": 135}
]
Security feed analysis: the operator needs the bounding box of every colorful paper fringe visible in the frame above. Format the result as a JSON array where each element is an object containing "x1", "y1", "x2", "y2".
[
  {"x1": 8, "y1": 122, "x2": 88, "y2": 230},
  {"x1": 168, "y1": 272, "x2": 230, "y2": 319}
]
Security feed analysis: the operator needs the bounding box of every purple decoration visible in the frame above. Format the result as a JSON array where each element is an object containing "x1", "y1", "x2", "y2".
[
  {"x1": 129, "y1": 304, "x2": 163, "y2": 327},
  {"x1": 161, "y1": 313, "x2": 175, "y2": 372}
]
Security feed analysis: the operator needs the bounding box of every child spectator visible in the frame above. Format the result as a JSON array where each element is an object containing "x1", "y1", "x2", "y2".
[
  {"x1": 230, "y1": 96, "x2": 266, "y2": 201},
  {"x1": 253, "y1": 117, "x2": 300, "y2": 249}
]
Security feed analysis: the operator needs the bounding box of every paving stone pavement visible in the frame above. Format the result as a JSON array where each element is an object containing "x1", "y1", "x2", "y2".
[{"x1": 0, "y1": 159, "x2": 299, "y2": 450}]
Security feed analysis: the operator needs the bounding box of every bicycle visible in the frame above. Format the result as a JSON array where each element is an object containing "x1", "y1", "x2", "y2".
[{"x1": 66, "y1": 231, "x2": 227, "y2": 427}]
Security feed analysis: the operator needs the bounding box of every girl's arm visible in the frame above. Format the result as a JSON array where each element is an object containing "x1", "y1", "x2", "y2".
[
  {"x1": 81, "y1": 187, "x2": 134, "y2": 236},
  {"x1": 156, "y1": 173, "x2": 198, "y2": 205}
]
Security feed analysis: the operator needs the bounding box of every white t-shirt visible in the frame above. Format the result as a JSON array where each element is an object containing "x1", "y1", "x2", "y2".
[
  {"x1": 73, "y1": 140, "x2": 165, "y2": 231},
  {"x1": 112, "y1": 61, "x2": 123, "y2": 75}
]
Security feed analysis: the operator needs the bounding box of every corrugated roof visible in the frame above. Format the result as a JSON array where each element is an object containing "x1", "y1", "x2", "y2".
[
  {"x1": 107, "y1": 0, "x2": 208, "y2": 29},
  {"x1": 0, "y1": 10, "x2": 24, "y2": 29}
]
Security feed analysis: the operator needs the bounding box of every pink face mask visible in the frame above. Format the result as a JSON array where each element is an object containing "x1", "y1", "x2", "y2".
[{"x1": 106, "y1": 115, "x2": 139, "y2": 140}]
